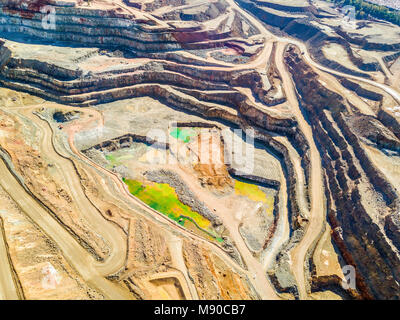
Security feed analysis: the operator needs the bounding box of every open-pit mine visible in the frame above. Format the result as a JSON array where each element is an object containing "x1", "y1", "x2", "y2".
[{"x1": 0, "y1": 0, "x2": 399, "y2": 300}]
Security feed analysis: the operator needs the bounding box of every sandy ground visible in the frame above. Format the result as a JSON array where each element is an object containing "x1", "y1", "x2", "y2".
[
  {"x1": 0, "y1": 158, "x2": 132, "y2": 299},
  {"x1": 21, "y1": 108, "x2": 127, "y2": 276},
  {"x1": 275, "y1": 42, "x2": 325, "y2": 299},
  {"x1": 313, "y1": 224, "x2": 344, "y2": 280},
  {"x1": 64, "y1": 110, "x2": 264, "y2": 299},
  {"x1": 362, "y1": 142, "x2": 400, "y2": 194},
  {"x1": 0, "y1": 0, "x2": 399, "y2": 300},
  {"x1": 0, "y1": 215, "x2": 19, "y2": 300},
  {"x1": 168, "y1": 165, "x2": 280, "y2": 299}
]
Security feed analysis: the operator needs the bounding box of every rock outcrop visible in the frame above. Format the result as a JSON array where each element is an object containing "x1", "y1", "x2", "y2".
[{"x1": 285, "y1": 45, "x2": 400, "y2": 299}]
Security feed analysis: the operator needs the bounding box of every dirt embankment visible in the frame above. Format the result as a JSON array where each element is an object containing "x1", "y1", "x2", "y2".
[
  {"x1": 0, "y1": 110, "x2": 111, "y2": 261},
  {"x1": 182, "y1": 240, "x2": 259, "y2": 300},
  {"x1": 75, "y1": 149, "x2": 261, "y2": 300},
  {"x1": 0, "y1": 40, "x2": 11, "y2": 70},
  {"x1": 338, "y1": 78, "x2": 383, "y2": 102},
  {"x1": 0, "y1": 1, "x2": 260, "y2": 53},
  {"x1": 284, "y1": 45, "x2": 400, "y2": 299}
]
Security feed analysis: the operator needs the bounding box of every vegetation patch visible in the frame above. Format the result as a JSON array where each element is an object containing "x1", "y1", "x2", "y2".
[
  {"x1": 105, "y1": 151, "x2": 135, "y2": 167},
  {"x1": 234, "y1": 180, "x2": 275, "y2": 216},
  {"x1": 327, "y1": 0, "x2": 400, "y2": 25},
  {"x1": 170, "y1": 127, "x2": 197, "y2": 143},
  {"x1": 123, "y1": 178, "x2": 223, "y2": 242}
]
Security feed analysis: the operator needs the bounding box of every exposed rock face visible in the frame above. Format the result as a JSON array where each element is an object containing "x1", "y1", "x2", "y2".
[
  {"x1": 238, "y1": 0, "x2": 304, "y2": 29},
  {"x1": 0, "y1": 110, "x2": 110, "y2": 261},
  {"x1": 82, "y1": 133, "x2": 170, "y2": 152},
  {"x1": 386, "y1": 212, "x2": 400, "y2": 251},
  {"x1": 347, "y1": 114, "x2": 400, "y2": 153},
  {"x1": 0, "y1": 0, "x2": 399, "y2": 301},
  {"x1": 52, "y1": 110, "x2": 81, "y2": 122},
  {"x1": 378, "y1": 109, "x2": 400, "y2": 140},
  {"x1": 383, "y1": 51, "x2": 400, "y2": 67},
  {"x1": 284, "y1": 45, "x2": 400, "y2": 299},
  {"x1": 0, "y1": 1, "x2": 259, "y2": 53},
  {"x1": 231, "y1": 43, "x2": 287, "y2": 106},
  {"x1": 0, "y1": 184, "x2": 105, "y2": 300},
  {"x1": 228, "y1": 168, "x2": 280, "y2": 190},
  {"x1": 0, "y1": 39, "x2": 11, "y2": 69},
  {"x1": 171, "y1": 0, "x2": 229, "y2": 22},
  {"x1": 251, "y1": 0, "x2": 315, "y2": 13},
  {"x1": 126, "y1": 217, "x2": 172, "y2": 272},
  {"x1": 182, "y1": 240, "x2": 258, "y2": 300},
  {"x1": 237, "y1": 0, "x2": 398, "y2": 81},
  {"x1": 338, "y1": 78, "x2": 383, "y2": 102},
  {"x1": 309, "y1": 38, "x2": 373, "y2": 79}
]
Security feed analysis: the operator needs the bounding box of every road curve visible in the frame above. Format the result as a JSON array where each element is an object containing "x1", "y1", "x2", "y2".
[
  {"x1": 22, "y1": 108, "x2": 128, "y2": 276},
  {"x1": 0, "y1": 214, "x2": 20, "y2": 300},
  {"x1": 275, "y1": 42, "x2": 325, "y2": 299},
  {"x1": 0, "y1": 157, "x2": 133, "y2": 300},
  {"x1": 230, "y1": 0, "x2": 400, "y2": 105}
]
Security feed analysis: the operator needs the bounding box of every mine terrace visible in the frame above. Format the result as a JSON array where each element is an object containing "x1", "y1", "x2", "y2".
[{"x1": 0, "y1": 0, "x2": 399, "y2": 301}]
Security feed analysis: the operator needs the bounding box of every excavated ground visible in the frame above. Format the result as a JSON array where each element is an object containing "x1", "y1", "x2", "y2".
[{"x1": 0, "y1": 0, "x2": 399, "y2": 300}]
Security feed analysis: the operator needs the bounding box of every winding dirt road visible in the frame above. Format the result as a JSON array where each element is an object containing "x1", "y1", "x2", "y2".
[
  {"x1": 66, "y1": 115, "x2": 279, "y2": 299},
  {"x1": 230, "y1": 0, "x2": 400, "y2": 299},
  {"x1": 275, "y1": 42, "x2": 325, "y2": 299},
  {"x1": 22, "y1": 108, "x2": 128, "y2": 276},
  {"x1": 1, "y1": 0, "x2": 399, "y2": 301},
  {"x1": 0, "y1": 157, "x2": 133, "y2": 300},
  {"x1": 0, "y1": 214, "x2": 20, "y2": 300}
]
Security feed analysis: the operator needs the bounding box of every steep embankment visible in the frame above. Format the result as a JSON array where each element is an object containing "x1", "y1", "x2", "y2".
[
  {"x1": 0, "y1": 1, "x2": 247, "y2": 52},
  {"x1": 284, "y1": 45, "x2": 400, "y2": 299}
]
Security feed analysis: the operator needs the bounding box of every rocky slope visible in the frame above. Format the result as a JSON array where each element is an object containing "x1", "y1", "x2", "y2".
[
  {"x1": 0, "y1": 0, "x2": 399, "y2": 300},
  {"x1": 285, "y1": 45, "x2": 400, "y2": 299}
]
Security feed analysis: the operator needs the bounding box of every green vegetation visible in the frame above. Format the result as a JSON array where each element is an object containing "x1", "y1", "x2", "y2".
[
  {"x1": 170, "y1": 127, "x2": 197, "y2": 143},
  {"x1": 327, "y1": 0, "x2": 400, "y2": 25},
  {"x1": 105, "y1": 152, "x2": 135, "y2": 167},
  {"x1": 123, "y1": 178, "x2": 223, "y2": 242}
]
